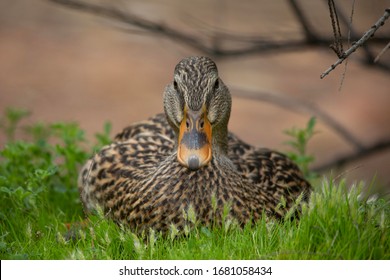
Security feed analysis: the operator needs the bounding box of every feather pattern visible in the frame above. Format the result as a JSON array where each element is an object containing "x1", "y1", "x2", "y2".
[{"x1": 78, "y1": 57, "x2": 311, "y2": 233}]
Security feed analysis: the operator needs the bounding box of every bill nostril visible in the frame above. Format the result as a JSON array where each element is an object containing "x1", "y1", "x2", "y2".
[{"x1": 187, "y1": 155, "x2": 200, "y2": 171}]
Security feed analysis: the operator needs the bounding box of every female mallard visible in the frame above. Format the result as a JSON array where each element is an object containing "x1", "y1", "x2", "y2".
[{"x1": 79, "y1": 56, "x2": 311, "y2": 233}]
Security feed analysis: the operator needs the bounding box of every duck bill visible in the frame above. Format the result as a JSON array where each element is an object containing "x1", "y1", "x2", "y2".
[{"x1": 177, "y1": 107, "x2": 212, "y2": 171}]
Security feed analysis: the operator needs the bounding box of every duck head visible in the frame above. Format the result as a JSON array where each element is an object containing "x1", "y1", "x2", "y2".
[{"x1": 163, "y1": 56, "x2": 232, "y2": 171}]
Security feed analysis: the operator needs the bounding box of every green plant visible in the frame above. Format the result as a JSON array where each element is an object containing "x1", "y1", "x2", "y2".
[
  {"x1": 0, "y1": 108, "x2": 30, "y2": 142},
  {"x1": 0, "y1": 108, "x2": 111, "y2": 259},
  {"x1": 284, "y1": 117, "x2": 317, "y2": 180}
]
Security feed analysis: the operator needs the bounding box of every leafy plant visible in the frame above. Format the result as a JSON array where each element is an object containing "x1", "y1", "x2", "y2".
[
  {"x1": 284, "y1": 117, "x2": 317, "y2": 180},
  {"x1": 0, "y1": 108, "x2": 111, "y2": 259},
  {"x1": 0, "y1": 108, "x2": 30, "y2": 142}
]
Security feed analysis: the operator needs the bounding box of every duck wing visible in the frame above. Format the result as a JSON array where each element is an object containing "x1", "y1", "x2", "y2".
[
  {"x1": 115, "y1": 113, "x2": 175, "y2": 142},
  {"x1": 78, "y1": 114, "x2": 175, "y2": 215},
  {"x1": 227, "y1": 132, "x2": 312, "y2": 212}
]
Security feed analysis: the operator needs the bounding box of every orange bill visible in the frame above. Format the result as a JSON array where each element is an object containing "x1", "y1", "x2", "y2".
[{"x1": 177, "y1": 106, "x2": 212, "y2": 170}]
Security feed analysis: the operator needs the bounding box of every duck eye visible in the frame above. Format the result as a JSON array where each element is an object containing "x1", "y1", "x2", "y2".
[
  {"x1": 199, "y1": 119, "x2": 204, "y2": 129},
  {"x1": 186, "y1": 119, "x2": 191, "y2": 130},
  {"x1": 213, "y1": 79, "x2": 219, "y2": 90},
  {"x1": 173, "y1": 80, "x2": 178, "y2": 91}
]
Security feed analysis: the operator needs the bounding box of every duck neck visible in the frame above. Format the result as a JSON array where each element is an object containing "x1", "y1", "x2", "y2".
[{"x1": 211, "y1": 123, "x2": 229, "y2": 157}]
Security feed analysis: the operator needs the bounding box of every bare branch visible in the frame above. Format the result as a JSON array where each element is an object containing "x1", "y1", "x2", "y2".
[
  {"x1": 312, "y1": 139, "x2": 390, "y2": 172},
  {"x1": 48, "y1": 0, "x2": 213, "y2": 53},
  {"x1": 48, "y1": 0, "x2": 390, "y2": 60},
  {"x1": 230, "y1": 86, "x2": 365, "y2": 151},
  {"x1": 321, "y1": 8, "x2": 390, "y2": 79},
  {"x1": 327, "y1": 0, "x2": 344, "y2": 58},
  {"x1": 288, "y1": 0, "x2": 318, "y2": 43}
]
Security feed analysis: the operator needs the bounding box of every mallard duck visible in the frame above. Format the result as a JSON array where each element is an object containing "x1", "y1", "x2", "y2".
[{"x1": 78, "y1": 56, "x2": 311, "y2": 233}]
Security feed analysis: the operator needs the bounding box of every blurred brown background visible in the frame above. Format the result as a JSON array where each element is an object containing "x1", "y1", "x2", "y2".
[{"x1": 0, "y1": 0, "x2": 389, "y2": 192}]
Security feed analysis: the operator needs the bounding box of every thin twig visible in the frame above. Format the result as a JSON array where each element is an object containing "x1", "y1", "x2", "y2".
[
  {"x1": 338, "y1": 0, "x2": 356, "y2": 91},
  {"x1": 324, "y1": 0, "x2": 375, "y2": 62},
  {"x1": 374, "y1": 41, "x2": 390, "y2": 63},
  {"x1": 321, "y1": 8, "x2": 390, "y2": 79},
  {"x1": 328, "y1": 0, "x2": 344, "y2": 57},
  {"x1": 331, "y1": 164, "x2": 363, "y2": 183}
]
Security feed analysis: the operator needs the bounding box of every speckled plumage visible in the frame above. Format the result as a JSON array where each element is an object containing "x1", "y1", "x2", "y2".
[{"x1": 78, "y1": 57, "x2": 311, "y2": 233}]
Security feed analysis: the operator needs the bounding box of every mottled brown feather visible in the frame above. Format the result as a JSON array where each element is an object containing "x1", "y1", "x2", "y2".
[
  {"x1": 78, "y1": 57, "x2": 311, "y2": 233},
  {"x1": 79, "y1": 113, "x2": 311, "y2": 233}
]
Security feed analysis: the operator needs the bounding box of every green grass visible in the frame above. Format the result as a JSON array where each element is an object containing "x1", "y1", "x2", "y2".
[{"x1": 0, "y1": 108, "x2": 389, "y2": 260}]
